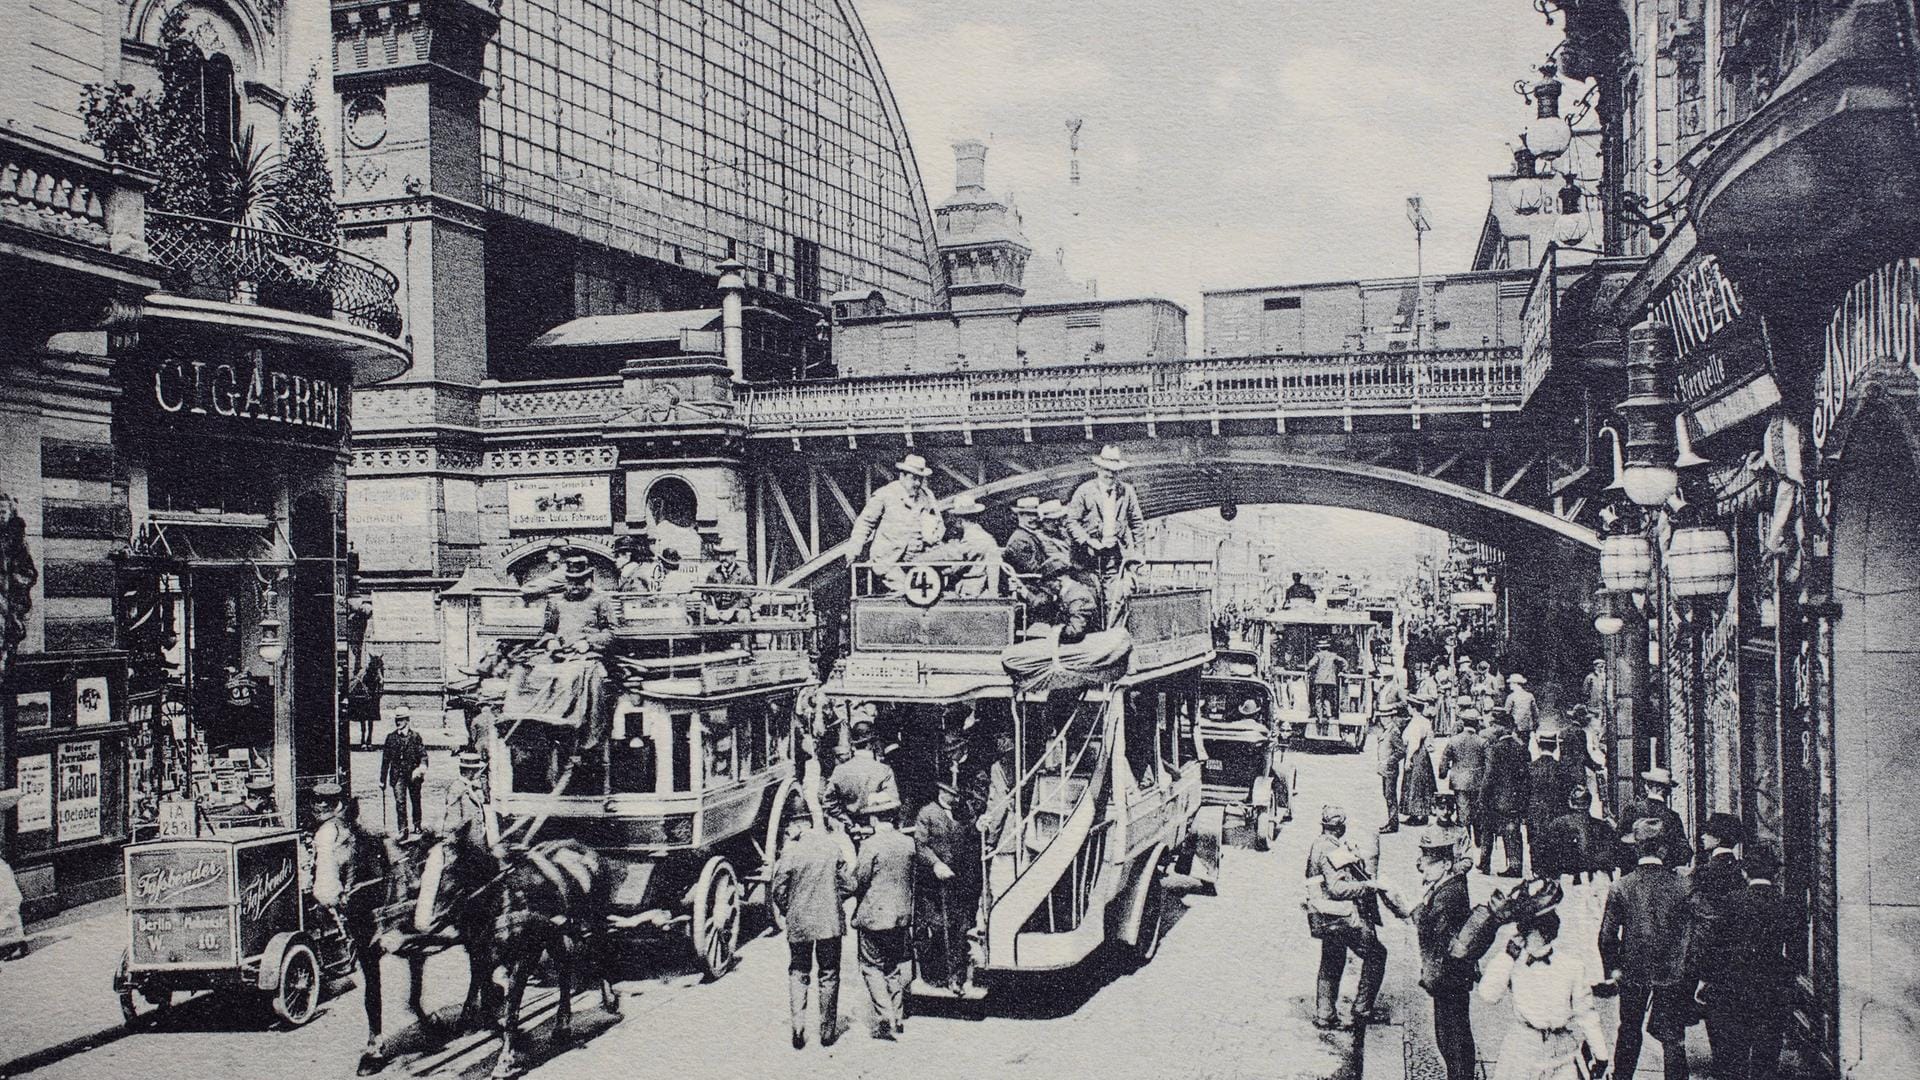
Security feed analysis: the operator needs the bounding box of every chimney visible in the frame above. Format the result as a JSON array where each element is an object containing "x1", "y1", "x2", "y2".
[{"x1": 953, "y1": 140, "x2": 988, "y2": 191}]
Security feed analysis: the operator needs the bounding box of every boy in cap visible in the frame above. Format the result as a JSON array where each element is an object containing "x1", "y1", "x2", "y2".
[
  {"x1": 911, "y1": 778, "x2": 969, "y2": 993},
  {"x1": 1306, "y1": 805, "x2": 1389, "y2": 1028},
  {"x1": 771, "y1": 805, "x2": 851, "y2": 1049}
]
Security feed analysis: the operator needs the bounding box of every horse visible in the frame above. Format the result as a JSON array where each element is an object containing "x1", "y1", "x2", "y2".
[
  {"x1": 372, "y1": 831, "x2": 495, "y2": 1037},
  {"x1": 313, "y1": 802, "x2": 438, "y2": 1075},
  {"x1": 412, "y1": 821, "x2": 621, "y2": 1078}
]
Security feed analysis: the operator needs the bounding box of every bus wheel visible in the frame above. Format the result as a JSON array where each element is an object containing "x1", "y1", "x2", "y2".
[
  {"x1": 691, "y1": 858, "x2": 742, "y2": 982},
  {"x1": 1129, "y1": 862, "x2": 1167, "y2": 967}
]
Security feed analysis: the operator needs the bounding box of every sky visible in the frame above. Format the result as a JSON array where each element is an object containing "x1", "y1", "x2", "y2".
[{"x1": 859, "y1": 0, "x2": 1563, "y2": 324}]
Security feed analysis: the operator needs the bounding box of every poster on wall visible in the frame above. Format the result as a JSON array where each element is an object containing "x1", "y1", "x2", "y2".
[
  {"x1": 508, "y1": 476, "x2": 611, "y2": 530},
  {"x1": 16, "y1": 754, "x2": 51, "y2": 833},
  {"x1": 75, "y1": 676, "x2": 111, "y2": 726},
  {"x1": 14, "y1": 691, "x2": 50, "y2": 730},
  {"x1": 347, "y1": 477, "x2": 435, "y2": 571},
  {"x1": 56, "y1": 740, "x2": 103, "y2": 842}
]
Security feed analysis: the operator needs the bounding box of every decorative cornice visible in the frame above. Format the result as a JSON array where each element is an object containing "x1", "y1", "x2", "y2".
[{"x1": 339, "y1": 193, "x2": 488, "y2": 234}]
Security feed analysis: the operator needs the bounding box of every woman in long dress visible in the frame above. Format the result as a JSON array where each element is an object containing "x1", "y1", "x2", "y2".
[
  {"x1": 1477, "y1": 908, "x2": 1611, "y2": 1080},
  {"x1": 1399, "y1": 697, "x2": 1437, "y2": 824}
]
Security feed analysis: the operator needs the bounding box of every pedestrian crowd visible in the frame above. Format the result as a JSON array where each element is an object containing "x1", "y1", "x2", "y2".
[{"x1": 1317, "y1": 657, "x2": 1796, "y2": 1080}]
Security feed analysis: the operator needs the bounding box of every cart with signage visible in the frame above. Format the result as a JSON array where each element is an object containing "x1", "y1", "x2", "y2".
[{"x1": 113, "y1": 827, "x2": 347, "y2": 1028}]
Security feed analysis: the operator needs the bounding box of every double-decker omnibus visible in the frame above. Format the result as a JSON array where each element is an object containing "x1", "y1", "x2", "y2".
[{"x1": 818, "y1": 561, "x2": 1221, "y2": 999}]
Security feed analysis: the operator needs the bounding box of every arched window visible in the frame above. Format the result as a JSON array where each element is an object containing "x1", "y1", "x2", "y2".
[{"x1": 201, "y1": 53, "x2": 239, "y2": 157}]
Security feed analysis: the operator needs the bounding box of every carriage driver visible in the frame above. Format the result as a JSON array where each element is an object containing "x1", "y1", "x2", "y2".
[{"x1": 310, "y1": 781, "x2": 397, "y2": 1075}]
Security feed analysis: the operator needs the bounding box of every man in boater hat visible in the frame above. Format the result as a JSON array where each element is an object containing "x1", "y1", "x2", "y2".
[
  {"x1": 1065, "y1": 445, "x2": 1145, "y2": 627},
  {"x1": 847, "y1": 453, "x2": 943, "y2": 593}
]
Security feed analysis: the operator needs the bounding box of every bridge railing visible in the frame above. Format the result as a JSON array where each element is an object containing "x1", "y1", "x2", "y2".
[{"x1": 740, "y1": 347, "x2": 1525, "y2": 432}]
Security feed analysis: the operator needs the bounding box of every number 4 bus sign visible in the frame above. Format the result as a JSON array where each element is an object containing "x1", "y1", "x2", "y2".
[{"x1": 901, "y1": 565, "x2": 945, "y2": 608}]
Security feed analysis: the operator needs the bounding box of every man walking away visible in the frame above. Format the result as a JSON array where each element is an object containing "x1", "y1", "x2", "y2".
[
  {"x1": 1584, "y1": 658, "x2": 1608, "y2": 716},
  {"x1": 823, "y1": 717, "x2": 898, "y2": 837},
  {"x1": 1305, "y1": 805, "x2": 1388, "y2": 1029},
  {"x1": 1307, "y1": 638, "x2": 1345, "y2": 723},
  {"x1": 1503, "y1": 674, "x2": 1537, "y2": 741},
  {"x1": 1599, "y1": 817, "x2": 1692, "y2": 1080},
  {"x1": 1438, "y1": 717, "x2": 1488, "y2": 854},
  {"x1": 1410, "y1": 826, "x2": 1476, "y2": 1080},
  {"x1": 380, "y1": 709, "x2": 427, "y2": 836},
  {"x1": 1480, "y1": 714, "x2": 1529, "y2": 877},
  {"x1": 1687, "y1": 812, "x2": 1755, "y2": 1080},
  {"x1": 772, "y1": 807, "x2": 850, "y2": 1049},
  {"x1": 846, "y1": 789, "x2": 916, "y2": 1040}
]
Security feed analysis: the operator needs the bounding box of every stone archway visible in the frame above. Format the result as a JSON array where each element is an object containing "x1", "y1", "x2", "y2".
[{"x1": 1827, "y1": 396, "x2": 1920, "y2": 1076}]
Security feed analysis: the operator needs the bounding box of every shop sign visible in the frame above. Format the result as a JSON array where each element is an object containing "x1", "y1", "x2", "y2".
[
  {"x1": 1520, "y1": 249, "x2": 1554, "y2": 400},
  {"x1": 347, "y1": 477, "x2": 434, "y2": 572},
  {"x1": 144, "y1": 356, "x2": 345, "y2": 443},
  {"x1": 1813, "y1": 256, "x2": 1920, "y2": 451},
  {"x1": 56, "y1": 739, "x2": 102, "y2": 842},
  {"x1": 1651, "y1": 253, "x2": 1778, "y2": 437},
  {"x1": 16, "y1": 754, "x2": 51, "y2": 833},
  {"x1": 508, "y1": 476, "x2": 612, "y2": 530}
]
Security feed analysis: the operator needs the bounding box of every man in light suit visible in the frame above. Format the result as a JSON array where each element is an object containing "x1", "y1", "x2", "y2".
[
  {"x1": 771, "y1": 809, "x2": 851, "y2": 1049},
  {"x1": 1064, "y1": 445, "x2": 1145, "y2": 627},
  {"x1": 846, "y1": 454, "x2": 943, "y2": 594}
]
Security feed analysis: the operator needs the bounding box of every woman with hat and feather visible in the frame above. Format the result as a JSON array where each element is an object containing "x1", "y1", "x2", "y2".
[{"x1": 1478, "y1": 880, "x2": 1610, "y2": 1080}]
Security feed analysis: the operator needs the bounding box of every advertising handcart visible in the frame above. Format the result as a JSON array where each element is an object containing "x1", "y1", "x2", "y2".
[{"x1": 113, "y1": 827, "x2": 351, "y2": 1028}]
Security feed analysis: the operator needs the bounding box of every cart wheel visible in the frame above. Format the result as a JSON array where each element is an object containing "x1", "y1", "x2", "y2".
[
  {"x1": 116, "y1": 951, "x2": 174, "y2": 1028},
  {"x1": 270, "y1": 942, "x2": 321, "y2": 1027},
  {"x1": 759, "y1": 779, "x2": 798, "y2": 932},
  {"x1": 1252, "y1": 809, "x2": 1275, "y2": 851},
  {"x1": 690, "y1": 857, "x2": 742, "y2": 981}
]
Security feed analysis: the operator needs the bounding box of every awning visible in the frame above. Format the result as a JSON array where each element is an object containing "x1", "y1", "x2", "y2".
[{"x1": 529, "y1": 309, "x2": 723, "y2": 351}]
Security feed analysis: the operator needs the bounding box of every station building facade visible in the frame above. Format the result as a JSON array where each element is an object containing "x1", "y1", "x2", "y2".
[{"x1": 338, "y1": 0, "x2": 950, "y2": 722}]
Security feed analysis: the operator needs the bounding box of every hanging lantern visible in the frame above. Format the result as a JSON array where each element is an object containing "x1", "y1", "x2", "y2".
[
  {"x1": 257, "y1": 617, "x2": 285, "y2": 665},
  {"x1": 1599, "y1": 533, "x2": 1654, "y2": 593},
  {"x1": 1667, "y1": 526, "x2": 1737, "y2": 597},
  {"x1": 1594, "y1": 613, "x2": 1625, "y2": 636}
]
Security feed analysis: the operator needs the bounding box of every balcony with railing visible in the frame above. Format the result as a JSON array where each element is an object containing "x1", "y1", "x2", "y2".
[
  {"x1": 142, "y1": 211, "x2": 409, "y2": 385},
  {"x1": 740, "y1": 347, "x2": 1527, "y2": 436},
  {"x1": 0, "y1": 127, "x2": 160, "y2": 310}
]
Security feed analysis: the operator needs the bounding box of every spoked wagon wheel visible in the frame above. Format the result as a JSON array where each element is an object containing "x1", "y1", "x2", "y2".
[
  {"x1": 758, "y1": 779, "x2": 799, "y2": 932},
  {"x1": 116, "y1": 951, "x2": 174, "y2": 1028},
  {"x1": 270, "y1": 942, "x2": 321, "y2": 1027},
  {"x1": 690, "y1": 857, "x2": 742, "y2": 981}
]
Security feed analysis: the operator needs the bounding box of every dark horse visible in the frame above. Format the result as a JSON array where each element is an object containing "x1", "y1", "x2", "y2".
[
  {"x1": 411, "y1": 821, "x2": 621, "y2": 1078},
  {"x1": 373, "y1": 831, "x2": 496, "y2": 1039}
]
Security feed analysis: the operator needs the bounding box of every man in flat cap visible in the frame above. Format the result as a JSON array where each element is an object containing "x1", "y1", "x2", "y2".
[{"x1": 1305, "y1": 804, "x2": 1389, "y2": 1029}]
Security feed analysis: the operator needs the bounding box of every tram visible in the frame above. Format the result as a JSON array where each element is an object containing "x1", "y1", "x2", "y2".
[
  {"x1": 818, "y1": 561, "x2": 1221, "y2": 998},
  {"x1": 473, "y1": 580, "x2": 815, "y2": 980},
  {"x1": 1247, "y1": 604, "x2": 1379, "y2": 750}
]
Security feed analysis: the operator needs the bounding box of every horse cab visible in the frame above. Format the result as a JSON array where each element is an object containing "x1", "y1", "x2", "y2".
[
  {"x1": 474, "y1": 579, "x2": 815, "y2": 980},
  {"x1": 1196, "y1": 674, "x2": 1293, "y2": 851}
]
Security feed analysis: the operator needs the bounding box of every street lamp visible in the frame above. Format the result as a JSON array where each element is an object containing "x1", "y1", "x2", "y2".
[
  {"x1": 1517, "y1": 61, "x2": 1573, "y2": 164},
  {"x1": 1615, "y1": 322, "x2": 1681, "y2": 507}
]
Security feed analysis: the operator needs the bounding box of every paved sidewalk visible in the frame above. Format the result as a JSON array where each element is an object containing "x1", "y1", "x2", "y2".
[{"x1": 0, "y1": 896, "x2": 135, "y2": 1075}]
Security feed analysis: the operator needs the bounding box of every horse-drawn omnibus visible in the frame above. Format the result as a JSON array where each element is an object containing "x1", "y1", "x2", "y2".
[
  {"x1": 1247, "y1": 604, "x2": 1379, "y2": 750},
  {"x1": 471, "y1": 580, "x2": 815, "y2": 980},
  {"x1": 817, "y1": 560, "x2": 1221, "y2": 1000}
]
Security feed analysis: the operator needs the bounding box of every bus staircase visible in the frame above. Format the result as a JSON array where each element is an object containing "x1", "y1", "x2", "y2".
[{"x1": 983, "y1": 692, "x2": 1118, "y2": 962}]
